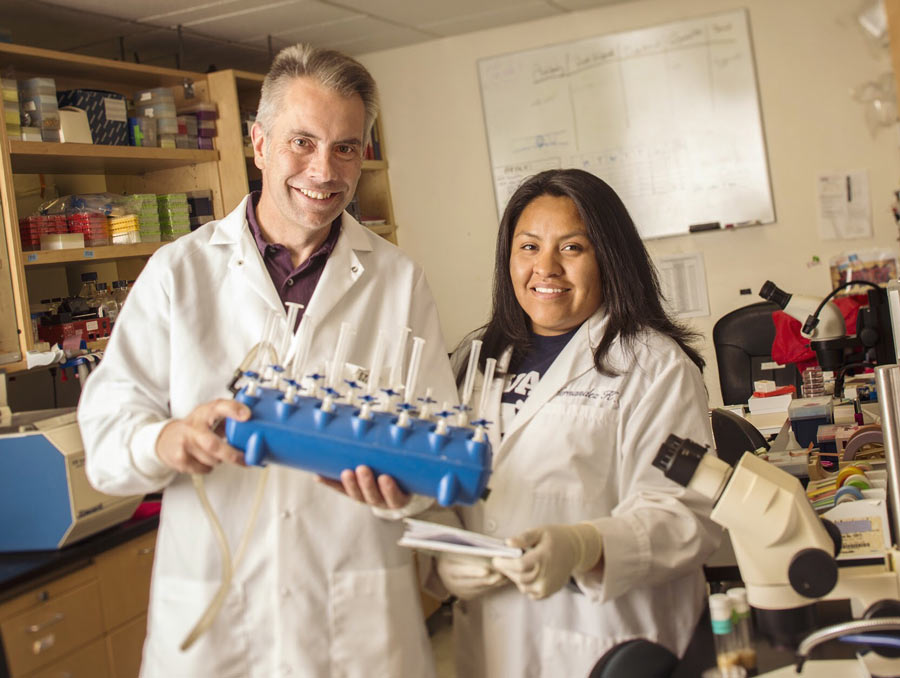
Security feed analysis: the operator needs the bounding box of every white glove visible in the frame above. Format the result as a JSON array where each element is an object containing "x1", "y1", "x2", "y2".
[
  {"x1": 436, "y1": 552, "x2": 510, "y2": 600},
  {"x1": 492, "y1": 523, "x2": 603, "y2": 600}
]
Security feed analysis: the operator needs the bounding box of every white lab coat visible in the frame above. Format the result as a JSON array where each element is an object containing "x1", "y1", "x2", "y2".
[
  {"x1": 78, "y1": 196, "x2": 457, "y2": 678},
  {"x1": 451, "y1": 309, "x2": 721, "y2": 678}
]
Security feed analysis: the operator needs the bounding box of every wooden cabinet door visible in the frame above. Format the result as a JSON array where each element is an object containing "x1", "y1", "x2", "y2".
[{"x1": 95, "y1": 530, "x2": 156, "y2": 630}]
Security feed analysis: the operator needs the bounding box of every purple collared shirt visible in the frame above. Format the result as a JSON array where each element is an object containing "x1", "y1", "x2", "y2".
[{"x1": 246, "y1": 191, "x2": 340, "y2": 326}]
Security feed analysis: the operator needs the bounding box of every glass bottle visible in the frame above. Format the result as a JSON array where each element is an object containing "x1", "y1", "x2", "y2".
[
  {"x1": 112, "y1": 280, "x2": 128, "y2": 307},
  {"x1": 95, "y1": 281, "x2": 119, "y2": 323},
  {"x1": 709, "y1": 593, "x2": 740, "y2": 674},
  {"x1": 77, "y1": 272, "x2": 101, "y2": 310},
  {"x1": 727, "y1": 587, "x2": 757, "y2": 675}
]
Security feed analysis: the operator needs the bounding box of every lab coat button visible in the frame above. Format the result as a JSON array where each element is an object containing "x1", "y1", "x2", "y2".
[
  {"x1": 485, "y1": 519, "x2": 497, "y2": 532},
  {"x1": 281, "y1": 509, "x2": 292, "y2": 519},
  {"x1": 351, "y1": 265, "x2": 358, "y2": 273}
]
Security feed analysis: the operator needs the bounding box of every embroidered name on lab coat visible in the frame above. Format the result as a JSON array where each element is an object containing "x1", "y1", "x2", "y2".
[{"x1": 553, "y1": 389, "x2": 620, "y2": 407}]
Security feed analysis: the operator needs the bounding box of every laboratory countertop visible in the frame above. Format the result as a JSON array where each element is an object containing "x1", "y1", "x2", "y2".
[{"x1": 0, "y1": 513, "x2": 159, "y2": 604}]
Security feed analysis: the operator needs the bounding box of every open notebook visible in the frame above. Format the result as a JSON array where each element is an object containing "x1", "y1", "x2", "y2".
[{"x1": 398, "y1": 518, "x2": 523, "y2": 559}]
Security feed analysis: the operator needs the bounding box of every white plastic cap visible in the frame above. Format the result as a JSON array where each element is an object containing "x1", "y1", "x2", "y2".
[
  {"x1": 708, "y1": 593, "x2": 733, "y2": 622},
  {"x1": 726, "y1": 587, "x2": 750, "y2": 614}
]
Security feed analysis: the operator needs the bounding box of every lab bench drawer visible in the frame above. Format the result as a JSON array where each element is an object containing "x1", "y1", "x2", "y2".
[
  {"x1": 106, "y1": 613, "x2": 146, "y2": 678},
  {"x1": 1, "y1": 580, "x2": 104, "y2": 676},
  {"x1": 24, "y1": 637, "x2": 110, "y2": 678},
  {"x1": 95, "y1": 530, "x2": 155, "y2": 630}
]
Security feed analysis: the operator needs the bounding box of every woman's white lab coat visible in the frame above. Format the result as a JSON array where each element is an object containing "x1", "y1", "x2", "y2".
[
  {"x1": 451, "y1": 309, "x2": 721, "y2": 678},
  {"x1": 78, "y1": 196, "x2": 457, "y2": 678}
]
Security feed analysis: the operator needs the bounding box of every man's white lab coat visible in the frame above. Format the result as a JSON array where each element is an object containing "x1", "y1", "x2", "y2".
[
  {"x1": 78, "y1": 196, "x2": 457, "y2": 678},
  {"x1": 451, "y1": 309, "x2": 721, "y2": 678}
]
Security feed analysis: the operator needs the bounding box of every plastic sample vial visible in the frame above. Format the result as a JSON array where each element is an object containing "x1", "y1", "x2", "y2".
[
  {"x1": 726, "y1": 587, "x2": 757, "y2": 674},
  {"x1": 709, "y1": 593, "x2": 741, "y2": 673}
]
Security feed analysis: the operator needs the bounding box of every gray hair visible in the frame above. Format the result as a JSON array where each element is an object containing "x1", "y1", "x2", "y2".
[{"x1": 256, "y1": 43, "x2": 379, "y2": 145}]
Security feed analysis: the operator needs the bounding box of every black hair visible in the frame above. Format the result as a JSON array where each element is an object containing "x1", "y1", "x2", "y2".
[{"x1": 471, "y1": 168, "x2": 705, "y2": 377}]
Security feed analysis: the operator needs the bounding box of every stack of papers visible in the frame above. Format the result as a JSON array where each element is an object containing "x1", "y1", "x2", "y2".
[
  {"x1": 398, "y1": 518, "x2": 523, "y2": 558},
  {"x1": 747, "y1": 393, "x2": 793, "y2": 414}
]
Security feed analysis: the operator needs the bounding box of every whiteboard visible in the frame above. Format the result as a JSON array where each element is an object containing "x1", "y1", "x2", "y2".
[{"x1": 477, "y1": 9, "x2": 775, "y2": 239}]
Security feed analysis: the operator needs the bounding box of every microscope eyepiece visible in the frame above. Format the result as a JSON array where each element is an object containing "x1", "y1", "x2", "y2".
[{"x1": 759, "y1": 280, "x2": 791, "y2": 309}]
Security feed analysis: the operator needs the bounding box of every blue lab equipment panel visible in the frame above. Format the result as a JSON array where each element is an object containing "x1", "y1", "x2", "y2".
[{"x1": 226, "y1": 386, "x2": 492, "y2": 506}]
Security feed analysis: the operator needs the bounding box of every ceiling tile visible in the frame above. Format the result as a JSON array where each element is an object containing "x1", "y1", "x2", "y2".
[
  {"x1": 332, "y1": 0, "x2": 538, "y2": 30},
  {"x1": 419, "y1": 1, "x2": 562, "y2": 37},
  {"x1": 552, "y1": 0, "x2": 631, "y2": 10},
  {"x1": 322, "y1": 16, "x2": 435, "y2": 53},
  {"x1": 196, "y1": 1, "x2": 360, "y2": 43}
]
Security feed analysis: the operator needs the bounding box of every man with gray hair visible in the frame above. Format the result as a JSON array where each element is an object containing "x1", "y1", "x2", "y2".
[{"x1": 78, "y1": 44, "x2": 456, "y2": 677}]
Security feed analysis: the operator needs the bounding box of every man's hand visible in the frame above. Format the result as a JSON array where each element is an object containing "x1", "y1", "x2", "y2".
[
  {"x1": 316, "y1": 465, "x2": 411, "y2": 509},
  {"x1": 156, "y1": 398, "x2": 251, "y2": 474}
]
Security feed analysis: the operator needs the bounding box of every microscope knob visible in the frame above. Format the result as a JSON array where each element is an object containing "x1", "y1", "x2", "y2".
[
  {"x1": 788, "y1": 548, "x2": 837, "y2": 599},
  {"x1": 820, "y1": 518, "x2": 842, "y2": 557}
]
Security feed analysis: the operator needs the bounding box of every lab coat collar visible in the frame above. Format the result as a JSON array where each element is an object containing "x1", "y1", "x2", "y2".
[
  {"x1": 209, "y1": 195, "x2": 373, "y2": 319},
  {"x1": 304, "y1": 213, "x2": 371, "y2": 324},
  {"x1": 496, "y1": 308, "x2": 609, "y2": 456}
]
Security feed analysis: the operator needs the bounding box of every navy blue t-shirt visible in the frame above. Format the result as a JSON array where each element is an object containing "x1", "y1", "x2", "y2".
[{"x1": 500, "y1": 327, "x2": 580, "y2": 435}]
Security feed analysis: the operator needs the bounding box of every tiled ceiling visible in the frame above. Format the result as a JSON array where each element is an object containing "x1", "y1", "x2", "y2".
[{"x1": 0, "y1": 0, "x2": 630, "y2": 73}]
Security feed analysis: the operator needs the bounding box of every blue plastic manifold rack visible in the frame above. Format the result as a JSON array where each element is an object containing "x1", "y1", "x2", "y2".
[{"x1": 226, "y1": 385, "x2": 492, "y2": 506}]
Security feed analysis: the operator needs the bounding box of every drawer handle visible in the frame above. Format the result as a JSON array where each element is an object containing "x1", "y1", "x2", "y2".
[
  {"x1": 27, "y1": 613, "x2": 64, "y2": 633},
  {"x1": 137, "y1": 547, "x2": 154, "y2": 555},
  {"x1": 32, "y1": 633, "x2": 55, "y2": 654}
]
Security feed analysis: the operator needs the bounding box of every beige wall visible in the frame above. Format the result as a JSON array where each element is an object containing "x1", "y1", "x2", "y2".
[{"x1": 360, "y1": 0, "x2": 900, "y2": 407}]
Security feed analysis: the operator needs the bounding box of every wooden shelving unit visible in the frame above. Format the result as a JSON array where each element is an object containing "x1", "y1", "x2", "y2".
[
  {"x1": 0, "y1": 42, "x2": 226, "y2": 374},
  {"x1": 21, "y1": 243, "x2": 166, "y2": 267},
  {"x1": 10, "y1": 141, "x2": 218, "y2": 174}
]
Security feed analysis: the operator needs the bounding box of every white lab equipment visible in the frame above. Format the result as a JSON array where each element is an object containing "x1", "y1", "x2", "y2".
[
  {"x1": 0, "y1": 409, "x2": 142, "y2": 551},
  {"x1": 653, "y1": 361, "x2": 900, "y2": 674}
]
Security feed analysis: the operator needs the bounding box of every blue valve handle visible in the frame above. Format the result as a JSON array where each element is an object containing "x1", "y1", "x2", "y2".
[{"x1": 225, "y1": 385, "x2": 492, "y2": 506}]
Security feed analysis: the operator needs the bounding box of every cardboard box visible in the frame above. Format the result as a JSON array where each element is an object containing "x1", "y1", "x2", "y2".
[{"x1": 57, "y1": 89, "x2": 129, "y2": 145}]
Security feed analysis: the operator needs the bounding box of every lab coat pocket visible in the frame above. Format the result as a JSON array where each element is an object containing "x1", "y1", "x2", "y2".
[
  {"x1": 142, "y1": 576, "x2": 249, "y2": 678},
  {"x1": 330, "y1": 563, "x2": 434, "y2": 678},
  {"x1": 539, "y1": 625, "x2": 617, "y2": 678}
]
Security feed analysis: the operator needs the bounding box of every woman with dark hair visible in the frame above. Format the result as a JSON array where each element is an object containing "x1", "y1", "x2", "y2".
[{"x1": 435, "y1": 169, "x2": 721, "y2": 677}]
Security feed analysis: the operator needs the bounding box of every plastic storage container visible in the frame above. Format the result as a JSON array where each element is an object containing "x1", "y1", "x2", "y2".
[
  {"x1": 788, "y1": 396, "x2": 833, "y2": 449},
  {"x1": 57, "y1": 89, "x2": 129, "y2": 145}
]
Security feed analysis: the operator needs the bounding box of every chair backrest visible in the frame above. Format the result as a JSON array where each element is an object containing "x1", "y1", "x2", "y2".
[{"x1": 713, "y1": 300, "x2": 801, "y2": 405}]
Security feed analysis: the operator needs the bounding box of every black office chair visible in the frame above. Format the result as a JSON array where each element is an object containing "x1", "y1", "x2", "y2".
[
  {"x1": 713, "y1": 301, "x2": 802, "y2": 406},
  {"x1": 589, "y1": 609, "x2": 715, "y2": 678}
]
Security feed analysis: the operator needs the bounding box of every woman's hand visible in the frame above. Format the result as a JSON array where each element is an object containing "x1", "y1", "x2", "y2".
[
  {"x1": 492, "y1": 523, "x2": 603, "y2": 600},
  {"x1": 437, "y1": 552, "x2": 510, "y2": 600}
]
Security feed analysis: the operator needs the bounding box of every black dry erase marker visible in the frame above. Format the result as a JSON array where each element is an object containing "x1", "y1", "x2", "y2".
[{"x1": 688, "y1": 222, "x2": 721, "y2": 233}]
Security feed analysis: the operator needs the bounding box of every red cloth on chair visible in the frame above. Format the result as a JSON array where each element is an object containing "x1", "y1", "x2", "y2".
[{"x1": 771, "y1": 295, "x2": 867, "y2": 373}]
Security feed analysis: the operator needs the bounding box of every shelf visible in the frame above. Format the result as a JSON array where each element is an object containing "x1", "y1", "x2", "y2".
[
  {"x1": 364, "y1": 223, "x2": 396, "y2": 237},
  {"x1": 22, "y1": 243, "x2": 166, "y2": 267},
  {"x1": 10, "y1": 142, "x2": 219, "y2": 175},
  {"x1": 0, "y1": 43, "x2": 205, "y2": 89}
]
